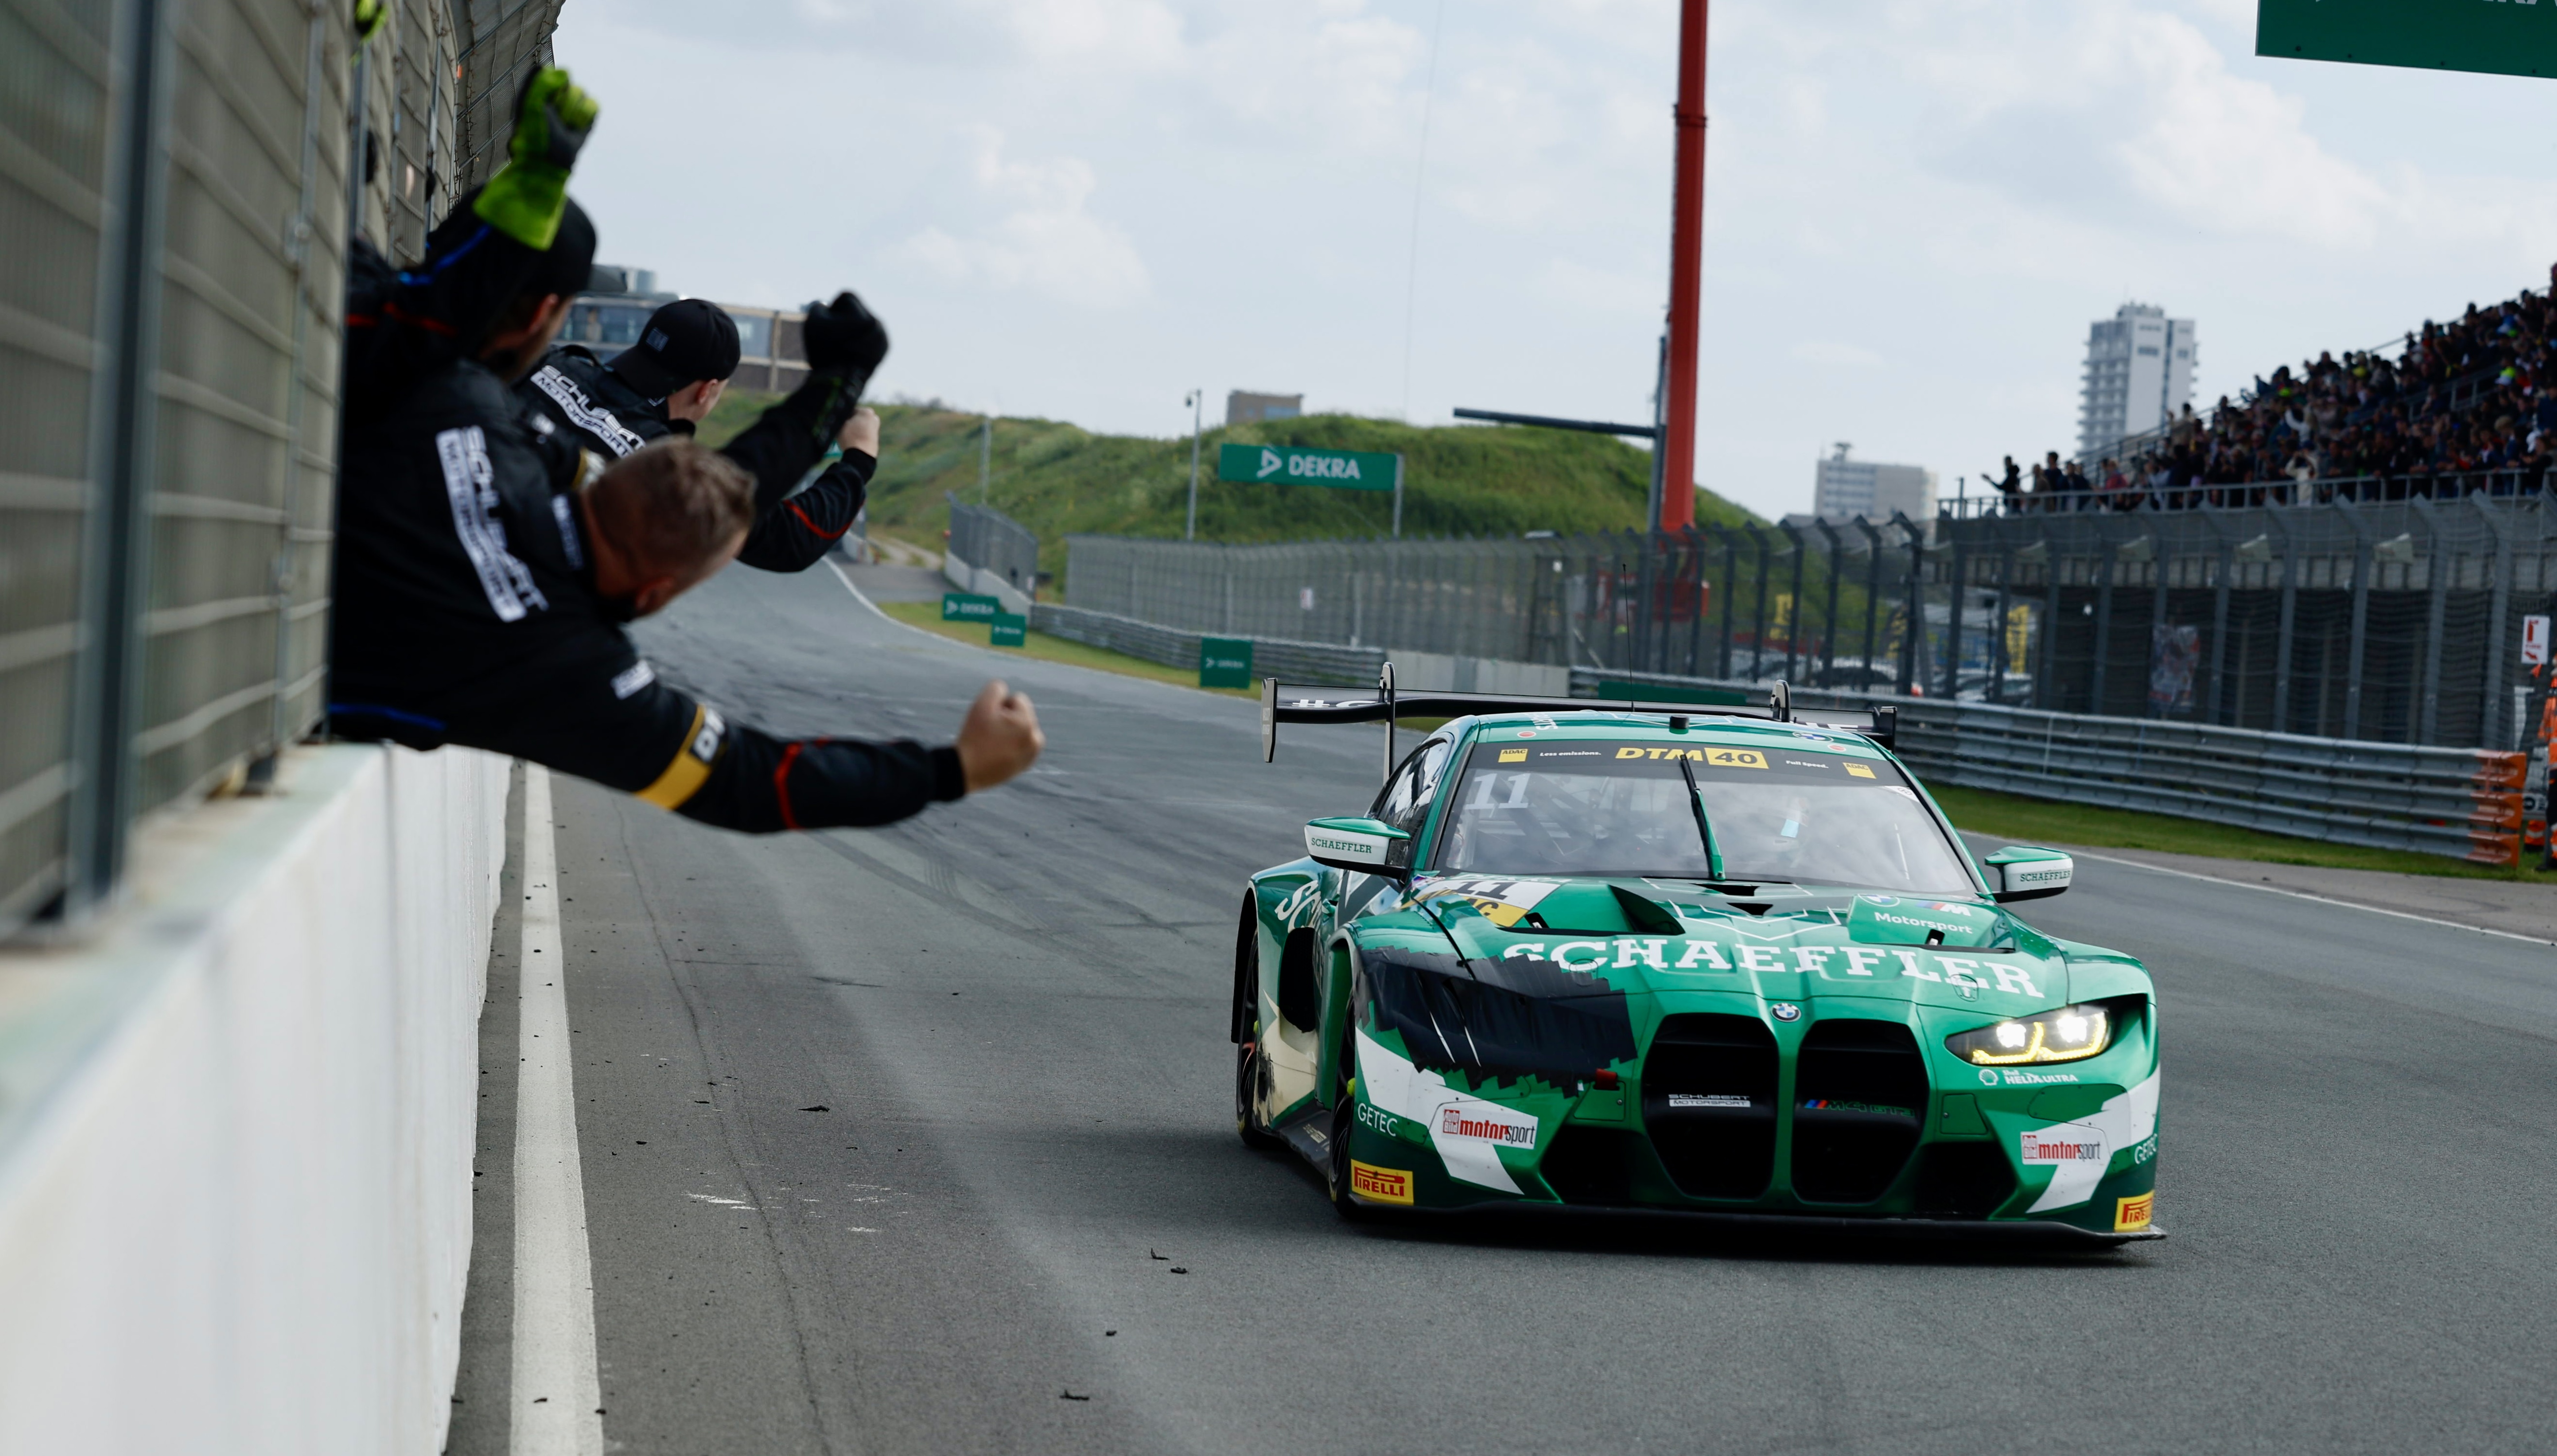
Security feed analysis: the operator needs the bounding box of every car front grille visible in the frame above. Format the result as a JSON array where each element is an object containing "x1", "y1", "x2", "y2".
[
  {"x1": 1788, "y1": 1018, "x2": 1927, "y2": 1204},
  {"x1": 1639, "y1": 1013, "x2": 1779, "y2": 1199}
]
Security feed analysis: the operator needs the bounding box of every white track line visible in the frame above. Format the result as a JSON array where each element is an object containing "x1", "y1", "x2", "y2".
[
  {"x1": 511, "y1": 766, "x2": 606, "y2": 1456},
  {"x1": 2052, "y1": 843, "x2": 2555, "y2": 946}
]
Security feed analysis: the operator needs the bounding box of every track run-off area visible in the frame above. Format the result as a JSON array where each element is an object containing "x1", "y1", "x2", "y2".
[{"x1": 444, "y1": 561, "x2": 2557, "y2": 1456}]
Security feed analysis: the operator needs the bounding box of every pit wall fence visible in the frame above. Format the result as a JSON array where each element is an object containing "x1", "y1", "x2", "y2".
[{"x1": 1, "y1": 0, "x2": 551, "y2": 937}]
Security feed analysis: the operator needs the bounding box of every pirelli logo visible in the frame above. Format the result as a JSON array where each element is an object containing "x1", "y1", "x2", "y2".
[
  {"x1": 638, "y1": 703, "x2": 725, "y2": 810},
  {"x1": 1349, "y1": 1160, "x2": 1413, "y2": 1205},
  {"x1": 2115, "y1": 1192, "x2": 2155, "y2": 1232}
]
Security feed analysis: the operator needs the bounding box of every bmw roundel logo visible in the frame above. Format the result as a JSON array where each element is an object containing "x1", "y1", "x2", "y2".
[
  {"x1": 1860, "y1": 893, "x2": 1900, "y2": 906},
  {"x1": 1770, "y1": 1002, "x2": 1801, "y2": 1022}
]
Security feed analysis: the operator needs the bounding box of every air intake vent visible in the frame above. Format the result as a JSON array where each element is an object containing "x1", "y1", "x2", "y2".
[
  {"x1": 1911, "y1": 1141, "x2": 2016, "y2": 1220},
  {"x1": 1790, "y1": 1018, "x2": 1927, "y2": 1204},
  {"x1": 1538, "y1": 1126, "x2": 1643, "y2": 1207},
  {"x1": 1640, "y1": 1014, "x2": 1778, "y2": 1200}
]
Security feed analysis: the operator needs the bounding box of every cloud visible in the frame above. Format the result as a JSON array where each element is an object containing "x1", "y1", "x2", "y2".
[
  {"x1": 1790, "y1": 340, "x2": 1885, "y2": 368},
  {"x1": 899, "y1": 129, "x2": 1150, "y2": 309}
]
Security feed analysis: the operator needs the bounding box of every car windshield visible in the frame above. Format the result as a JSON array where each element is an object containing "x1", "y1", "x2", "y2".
[{"x1": 1432, "y1": 737, "x2": 1975, "y2": 895}]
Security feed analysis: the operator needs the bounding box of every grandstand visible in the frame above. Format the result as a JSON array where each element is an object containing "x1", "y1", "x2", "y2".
[{"x1": 1981, "y1": 267, "x2": 2557, "y2": 513}]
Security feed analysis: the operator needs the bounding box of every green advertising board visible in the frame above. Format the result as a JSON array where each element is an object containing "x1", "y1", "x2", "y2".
[
  {"x1": 1217, "y1": 443, "x2": 1400, "y2": 493},
  {"x1": 2257, "y1": 0, "x2": 2557, "y2": 79},
  {"x1": 1199, "y1": 636, "x2": 1254, "y2": 689},
  {"x1": 989, "y1": 612, "x2": 1027, "y2": 648},
  {"x1": 942, "y1": 592, "x2": 999, "y2": 622}
]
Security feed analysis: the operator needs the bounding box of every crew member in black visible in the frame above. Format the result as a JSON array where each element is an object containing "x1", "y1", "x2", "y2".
[
  {"x1": 521, "y1": 294, "x2": 878, "y2": 572},
  {"x1": 330, "y1": 69, "x2": 1043, "y2": 832}
]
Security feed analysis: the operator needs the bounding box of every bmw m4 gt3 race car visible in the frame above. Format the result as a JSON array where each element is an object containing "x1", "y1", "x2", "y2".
[{"x1": 1234, "y1": 675, "x2": 2159, "y2": 1244}]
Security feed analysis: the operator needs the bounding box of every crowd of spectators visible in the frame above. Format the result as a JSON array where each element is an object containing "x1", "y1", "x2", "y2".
[{"x1": 1988, "y1": 265, "x2": 2557, "y2": 512}]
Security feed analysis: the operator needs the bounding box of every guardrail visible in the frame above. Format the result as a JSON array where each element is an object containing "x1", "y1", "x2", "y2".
[
  {"x1": 1576, "y1": 667, "x2": 2526, "y2": 864},
  {"x1": 1032, "y1": 604, "x2": 1385, "y2": 686}
]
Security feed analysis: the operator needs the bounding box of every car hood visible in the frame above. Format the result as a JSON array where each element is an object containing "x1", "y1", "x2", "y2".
[{"x1": 1385, "y1": 873, "x2": 2077, "y2": 1014}]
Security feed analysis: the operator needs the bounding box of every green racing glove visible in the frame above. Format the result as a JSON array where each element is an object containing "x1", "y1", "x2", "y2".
[{"x1": 471, "y1": 67, "x2": 598, "y2": 250}]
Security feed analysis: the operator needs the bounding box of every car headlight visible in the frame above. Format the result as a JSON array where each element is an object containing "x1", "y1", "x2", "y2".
[{"x1": 1946, "y1": 1003, "x2": 2111, "y2": 1066}]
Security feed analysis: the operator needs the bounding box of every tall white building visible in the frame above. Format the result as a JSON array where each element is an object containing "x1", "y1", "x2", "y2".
[
  {"x1": 1811, "y1": 443, "x2": 1935, "y2": 523},
  {"x1": 2078, "y1": 302, "x2": 2196, "y2": 461}
]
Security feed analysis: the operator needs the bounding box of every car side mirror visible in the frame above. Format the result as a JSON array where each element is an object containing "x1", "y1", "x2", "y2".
[
  {"x1": 1984, "y1": 845, "x2": 2074, "y2": 903},
  {"x1": 1304, "y1": 816, "x2": 1411, "y2": 877}
]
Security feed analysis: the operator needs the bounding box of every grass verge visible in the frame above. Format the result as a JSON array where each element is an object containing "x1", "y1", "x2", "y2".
[
  {"x1": 1928, "y1": 781, "x2": 2536, "y2": 882},
  {"x1": 875, "y1": 601, "x2": 1255, "y2": 698}
]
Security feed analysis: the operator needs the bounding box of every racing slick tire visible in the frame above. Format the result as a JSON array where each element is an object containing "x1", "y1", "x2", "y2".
[
  {"x1": 1235, "y1": 929, "x2": 1283, "y2": 1150},
  {"x1": 1236, "y1": 1036, "x2": 1282, "y2": 1149},
  {"x1": 1327, "y1": 1097, "x2": 1378, "y2": 1222}
]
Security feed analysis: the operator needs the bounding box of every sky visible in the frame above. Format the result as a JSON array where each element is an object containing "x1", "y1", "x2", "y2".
[{"x1": 550, "y1": 0, "x2": 2557, "y2": 522}]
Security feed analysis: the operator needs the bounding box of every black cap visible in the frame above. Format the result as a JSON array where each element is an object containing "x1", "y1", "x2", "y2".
[{"x1": 608, "y1": 298, "x2": 741, "y2": 399}]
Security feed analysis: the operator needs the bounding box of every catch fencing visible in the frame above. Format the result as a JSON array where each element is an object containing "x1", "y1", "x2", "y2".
[
  {"x1": 1063, "y1": 526, "x2": 1924, "y2": 690},
  {"x1": 948, "y1": 493, "x2": 1040, "y2": 601},
  {"x1": 1067, "y1": 493, "x2": 2557, "y2": 753},
  {"x1": 0, "y1": 0, "x2": 551, "y2": 935},
  {"x1": 1031, "y1": 604, "x2": 1384, "y2": 686},
  {"x1": 1582, "y1": 668, "x2": 2527, "y2": 865}
]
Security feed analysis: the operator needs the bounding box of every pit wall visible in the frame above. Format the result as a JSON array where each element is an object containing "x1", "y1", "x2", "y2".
[{"x1": 0, "y1": 744, "x2": 511, "y2": 1456}]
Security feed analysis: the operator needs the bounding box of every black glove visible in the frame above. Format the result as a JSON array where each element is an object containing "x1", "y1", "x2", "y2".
[{"x1": 801, "y1": 291, "x2": 889, "y2": 378}]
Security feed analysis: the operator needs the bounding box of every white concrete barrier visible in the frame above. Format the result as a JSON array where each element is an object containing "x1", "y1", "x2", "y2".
[{"x1": 0, "y1": 743, "x2": 510, "y2": 1456}]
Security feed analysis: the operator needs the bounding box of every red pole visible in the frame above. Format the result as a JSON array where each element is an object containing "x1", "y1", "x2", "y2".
[{"x1": 1659, "y1": 0, "x2": 1708, "y2": 532}]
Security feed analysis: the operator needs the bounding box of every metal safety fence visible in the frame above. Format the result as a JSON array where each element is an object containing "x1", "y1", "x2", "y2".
[
  {"x1": 1068, "y1": 492, "x2": 2557, "y2": 754},
  {"x1": 948, "y1": 493, "x2": 1039, "y2": 600},
  {"x1": 1579, "y1": 667, "x2": 2527, "y2": 864},
  {"x1": 1064, "y1": 525, "x2": 1929, "y2": 692},
  {"x1": 0, "y1": 0, "x2": 549, "y2": 935},
  {"x1": 1031, "y1": 604, "x2": 1384, "y2": 686}
]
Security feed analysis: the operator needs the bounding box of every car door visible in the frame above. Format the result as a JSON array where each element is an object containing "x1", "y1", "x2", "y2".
[{"x1": 1316, "y1": 734, "x2": 1456, "y2": 1107}]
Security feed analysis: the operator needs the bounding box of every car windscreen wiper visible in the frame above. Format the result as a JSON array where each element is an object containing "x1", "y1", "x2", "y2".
[{"x1": 1674, "y1": 754, "x2": 1725, "y2": 881}]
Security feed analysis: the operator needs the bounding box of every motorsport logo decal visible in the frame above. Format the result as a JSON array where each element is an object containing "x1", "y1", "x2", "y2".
[
  {"x1": 1800, "y1": 1099, "x2": 1913, "y2": 1117},
  {"x1": 2019, "y1": 1129, "x2": 2106, "y2": 1163},
  {"x1": 1437, "y1": 1103, "x2": 1537, "y2": 1149},
  {"x1": 1349, "y1": 1160, "x2": 1415, "y2": 1205}
]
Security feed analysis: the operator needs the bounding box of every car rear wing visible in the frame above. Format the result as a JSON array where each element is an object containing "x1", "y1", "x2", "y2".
[{"x1": 1259, "y1": 666, "x2": 1897, "y2": 767}]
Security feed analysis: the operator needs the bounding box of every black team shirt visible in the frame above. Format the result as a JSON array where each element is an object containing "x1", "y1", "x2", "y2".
[
  {"x1": 519, "y1": 345, "x2": 872, "y2": 573},
  {"x1": 328, "y1": 216, "x2": 962, "y2": 831}
]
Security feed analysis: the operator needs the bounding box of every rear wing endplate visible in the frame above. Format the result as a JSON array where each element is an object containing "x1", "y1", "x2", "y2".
[{"x1": 1258, "y1": 671, "x2": 1897, "y2": 762}]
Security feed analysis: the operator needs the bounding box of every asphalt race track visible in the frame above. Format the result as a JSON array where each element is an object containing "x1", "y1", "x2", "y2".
[{"x1": 445, "y1": 561, "x2": 2557, "y2": 1456}]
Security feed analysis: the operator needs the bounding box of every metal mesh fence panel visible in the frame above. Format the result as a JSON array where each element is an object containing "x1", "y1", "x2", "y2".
[
  {"x1": 0, "y1": 0, "x2": 116, "y2": 927},
  {"x1": 947, "y1": 494, "x2": 1039, "y2": 598},
  {"x1": 1065, "y1": 495, "x2": 2557, "y2": 752},
  {"x1": 137, "y1": 0, "x2": 354, "y2": 812}
]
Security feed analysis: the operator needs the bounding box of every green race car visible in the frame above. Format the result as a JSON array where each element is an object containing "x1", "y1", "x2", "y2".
[{"x1": 1235, "y1": 678, "x2": 2160, "y2": 1243}]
